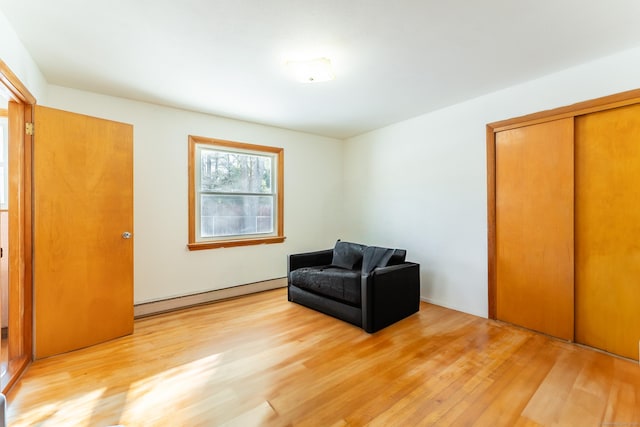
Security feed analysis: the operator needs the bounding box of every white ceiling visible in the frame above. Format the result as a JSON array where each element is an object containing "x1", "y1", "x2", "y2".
[{"x1": 2, "y1": 1, "x2": 640, "y2": 139}]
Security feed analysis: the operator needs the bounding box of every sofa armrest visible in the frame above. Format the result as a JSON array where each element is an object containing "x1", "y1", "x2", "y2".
[
  {"x1": 287, "y1": 249, "x2": 333, "y2": 275},
  {"x1": 362, "y1": 262, "x2": 420, "y2": 333}
]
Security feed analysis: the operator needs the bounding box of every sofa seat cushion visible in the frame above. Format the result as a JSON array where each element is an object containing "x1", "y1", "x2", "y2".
[{"x1": 290, "y1": 266, "x2": 361, "y2": 306}]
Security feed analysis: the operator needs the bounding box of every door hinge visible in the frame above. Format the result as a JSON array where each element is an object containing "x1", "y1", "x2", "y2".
[{"x1": 25, "y1": 122, "x2": 34, "y2": 135}]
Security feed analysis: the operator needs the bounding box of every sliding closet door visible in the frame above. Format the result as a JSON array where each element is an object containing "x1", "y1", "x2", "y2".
[
  {"x1": 575, "y1": 103, "x2": 640, "y2": 360},
  {"x1": 495, "y1": 118, "x2": 574, "y2": 340}
]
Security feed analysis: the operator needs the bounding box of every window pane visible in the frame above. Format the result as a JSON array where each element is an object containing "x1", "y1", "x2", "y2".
[
  {"x1": 200, "y1": 194, "x2": 274, "y2": 237},
  {"x1": 200, "y1": 149, "x2": 272, "y2": 194}
]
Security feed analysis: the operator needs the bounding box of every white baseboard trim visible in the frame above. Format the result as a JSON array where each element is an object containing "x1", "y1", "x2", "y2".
[
  {"x1": 420, "y1": 296, "x2": 487, "y2": 319},
  {"x1": 134, "y1": 277, "x2": 287, "y2": 319}
]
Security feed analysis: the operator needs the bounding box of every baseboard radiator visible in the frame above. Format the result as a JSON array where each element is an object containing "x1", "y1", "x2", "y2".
[{"x1": 134, "y1": 277, "x2": 287, "y2": 319}]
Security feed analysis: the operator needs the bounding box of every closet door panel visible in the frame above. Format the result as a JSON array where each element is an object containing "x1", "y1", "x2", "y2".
[
  {"x1": 575, "y1": 103, "x2": 640, "y2": 360},
  {"x1": 495, "y1": 118, "x2": 574, "y2": 340}
]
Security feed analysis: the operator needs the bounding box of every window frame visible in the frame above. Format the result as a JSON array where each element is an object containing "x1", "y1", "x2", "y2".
[{"x1": 188, "y1": 135, "x2": 285, "y2": 250}]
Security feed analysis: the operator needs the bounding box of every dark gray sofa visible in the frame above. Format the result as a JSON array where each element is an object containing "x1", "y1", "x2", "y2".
[{"x1": 287, "y1": 240, "x2": 420, "y2": 333}]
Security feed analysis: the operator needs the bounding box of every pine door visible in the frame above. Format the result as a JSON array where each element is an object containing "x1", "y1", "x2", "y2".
[
  {"x1": 495, "y1": 118, "x2": 575, "y2": 341},
  {"x1": 33, "y1": 106, "x2": 134, "y2": 359},
  {"x1": 575, "y1": 103, "x2": 640, "y2": 360}
]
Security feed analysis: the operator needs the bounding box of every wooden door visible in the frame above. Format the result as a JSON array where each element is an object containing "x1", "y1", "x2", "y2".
[
  {"x1": 575, "y1": 103, "x2": 640, "y2": 360},
  {"x1": 33, "y1": 106, "x2": 133, "y2": 359},
  {"x1": 495, "y1": 118, "x2": 574, "y2": 340}
]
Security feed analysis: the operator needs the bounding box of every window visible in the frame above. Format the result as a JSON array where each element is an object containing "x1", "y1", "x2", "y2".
[{"x1": 188, "y1": 135, "x2": 285, "y2": 250}]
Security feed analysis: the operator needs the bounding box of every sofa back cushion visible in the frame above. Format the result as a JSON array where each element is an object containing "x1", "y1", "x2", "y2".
[
  {"x1": 362, "y1": 246, "x2": 392, "y2": 273},
  {"x1": 387, "y1": 249, "x2": 407, "y2": 266},
  {"x1": 362, "y1": 246, "x2": 407, "y2": 273},
  {"x1": 331, "y1": 240, "x2": 366, "y2": 269}
]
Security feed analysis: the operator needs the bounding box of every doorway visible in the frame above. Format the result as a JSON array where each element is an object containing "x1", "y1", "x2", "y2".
[
  {"x1": 0, "y1": 59, "x2": 35, "y2": 393},
  {"x1": 0, "y1": 102, "x2": 7, "y2": 376}
]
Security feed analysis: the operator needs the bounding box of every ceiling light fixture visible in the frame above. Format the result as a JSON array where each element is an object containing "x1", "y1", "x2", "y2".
[{"x1": 286, "y1": 57, "x2": 335, "y2": 83}]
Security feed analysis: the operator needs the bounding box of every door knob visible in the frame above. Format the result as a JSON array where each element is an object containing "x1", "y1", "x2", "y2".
[{"x1": 122, "y1": 231, "x2": 132, "y2": 239}]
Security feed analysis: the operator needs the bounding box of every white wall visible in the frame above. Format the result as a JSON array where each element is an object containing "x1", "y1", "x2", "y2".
[
  {"x1": 1, "y1": 5, "x2": 344, "y2": 305},
  {"x1": 344, "y1": 46, "x2": 640, "y2": 318},
  {"x1": 6, "y1": 4, "x2": 640, "y2": 316},
  {"x1": 0, "y1": 9, "x2": 48, "y2": 102},
  {"x1": 46, "y1": 86, "x2": 344, "y2": 303}
]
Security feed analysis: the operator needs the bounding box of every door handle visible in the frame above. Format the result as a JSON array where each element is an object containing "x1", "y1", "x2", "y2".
[{"x1": 122, "y1": 232, "x2": 132, "y2": 239}]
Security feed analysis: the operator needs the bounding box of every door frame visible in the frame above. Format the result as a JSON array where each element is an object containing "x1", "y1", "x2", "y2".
[
  {"x1": 486, "y1": 88, "x2": 640, "y2": 319},
  {"x1": 0, "y1": 59, "x2": 35, "y2": 393}
]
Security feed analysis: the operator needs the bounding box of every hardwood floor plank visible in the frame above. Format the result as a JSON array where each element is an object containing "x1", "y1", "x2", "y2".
[
  {"x1": 365, "y1": 321, "x2": 526, "y2": 425},
  {"x1": 603, "y1": 382, "x2": 639, "y2": 425},
  {"x1": 521, "y1": 349, "x2": 584, "y2": 425},
  {"x1": 443, "y1": 334, "x2": 550, "y2": 426},
  {"x1": 5, "y1": 288, "x2": 640, "y2": 426},
  {"x1": 556, "y1": 354, "x2": 615, "y2": 425}
]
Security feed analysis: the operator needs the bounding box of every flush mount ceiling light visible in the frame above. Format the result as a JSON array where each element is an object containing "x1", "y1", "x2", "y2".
[{"x1": 286, "y1": 57, "x2": 335, "y2": 83}]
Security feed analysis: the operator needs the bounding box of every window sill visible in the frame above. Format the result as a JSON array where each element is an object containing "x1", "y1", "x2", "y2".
[{"x1": 187, "y1": 236, "x2": 286, "y2": 251}]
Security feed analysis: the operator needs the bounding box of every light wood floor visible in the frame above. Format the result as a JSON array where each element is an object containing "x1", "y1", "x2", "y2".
[{"x1": 6, "y1": 288, "x2": 640, "y2": 426}]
